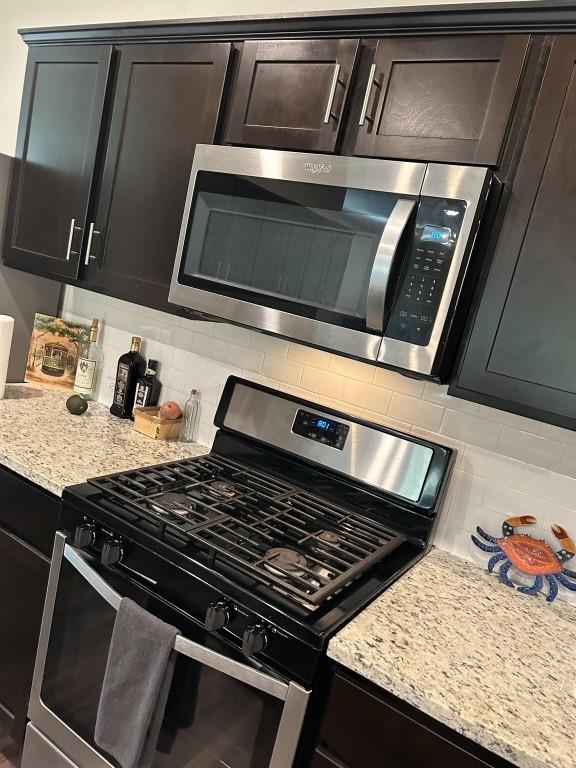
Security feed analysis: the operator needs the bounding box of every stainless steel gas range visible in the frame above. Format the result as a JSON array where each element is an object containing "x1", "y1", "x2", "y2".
[{"x1": 23, "y1": 377, "x2": 454, "y2": 768}]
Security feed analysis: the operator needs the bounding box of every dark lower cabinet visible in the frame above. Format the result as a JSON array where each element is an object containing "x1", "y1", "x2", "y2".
[
  {"x1": 3, "y1": 45, "x2": 112, "y2": 280},
  {"x1": 311, "y1": 669, "x2": 514, "y2": 768},
  {"x1": 85, "y1": 42, "x2": 232, "y2": 309},
  {"x1": 451, "y1": 35, "x2": 576, "y2": 430},
  {"x1": 224, "y1": 39, "x2": 359, "y2": 152},
  {"x1": 0, "y1": 466, "x2": 59, "y2": 745},
  {"x1": 354, "y1": 35, "x2": 529, "y2": 165}
]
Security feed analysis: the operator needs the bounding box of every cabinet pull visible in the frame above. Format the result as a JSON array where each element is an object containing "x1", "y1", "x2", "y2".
[
  {"x1": 65, "y1": 218, "x2": 81, "y2": 261},
  {"x1": 323, "y1": 64, "x2": 342, "y2": 124},
  {"x1": 84, "y1": 222, "x2": 101, "y2": 266},
  {"x1": 358, "y1": 63, "x2": 380, "y2": 127}
]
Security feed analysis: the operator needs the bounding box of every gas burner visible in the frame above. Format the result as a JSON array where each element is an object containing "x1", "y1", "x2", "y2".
[
  {"x1": 318, "y1": 530, "x2": 340, "y2": 544},
  {"x1": 209, "y1": 480, "x2": 238, "y2": 499},
  {"x1": 265, "y1": 547, "x2": 308, "y2": 577},
  {"x1": 150, "y1": 492, "x2": 194, "y2": 517}
]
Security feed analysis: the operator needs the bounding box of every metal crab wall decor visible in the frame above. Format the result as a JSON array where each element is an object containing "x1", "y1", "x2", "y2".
[{"x1": 471, "y1": 516, "x2": 576, "y2": 602}]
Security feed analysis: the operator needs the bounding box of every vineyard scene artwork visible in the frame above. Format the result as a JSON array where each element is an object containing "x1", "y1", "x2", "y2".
[{"x1": 25, "y1": 314, "x2": 91, "y2": 390}]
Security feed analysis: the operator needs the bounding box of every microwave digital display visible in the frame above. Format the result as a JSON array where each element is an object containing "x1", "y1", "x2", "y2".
[
  {"x1": 421, "y1": 225, "x2": 452, "y2": 243},
  {"x1": 292, "y1": 409, "x2": 349, "y2": 450}
]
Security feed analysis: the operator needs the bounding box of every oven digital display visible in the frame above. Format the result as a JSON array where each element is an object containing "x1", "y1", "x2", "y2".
[
  {"x1": 421, "y1": 225, "x2": 451, "y2": 243},
  {"x1": 292, "y1": 409, "x2": 349, "y2": 450}
]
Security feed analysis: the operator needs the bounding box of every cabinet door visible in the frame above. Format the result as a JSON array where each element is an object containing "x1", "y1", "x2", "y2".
[
  {"x1": 317, "y1": 672, "x2": 506, "y2": 768},
  {"x1": 355, "y1": 35, "x2": 529, "y2": 164},
  {"x1": 224, "y1": 39, "x2": 359, "y2": 152},
  {"x1": 451, "y1": 36, "x2": 576, "y2": 429},
  {"x1": 0, "y1": 526, "x2": 49, "y2": 742},
  {"x1": 84, "y1": 43, "x2": 231, "y2": 309},
  {"x1": 3, "y1": 45, "x2": 112, "y2": 279}
]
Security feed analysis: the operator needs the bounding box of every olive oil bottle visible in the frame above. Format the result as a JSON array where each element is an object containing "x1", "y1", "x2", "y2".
[{"x1": 110, "y1": 336, "x2": 145, "y2": 418}]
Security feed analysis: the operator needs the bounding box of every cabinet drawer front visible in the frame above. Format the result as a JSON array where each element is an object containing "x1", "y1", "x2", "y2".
[
  {"x1": 0, "y1": 465, "x2": 59, "y2": 556},
  {"x1": 319, "y1": 673, "x2": 497, "y2": 768},
  {"x1": 3, "y1": 45, "x2": 112, "y2": 280},
  {"x1": 355, "y1": 35, "x2": 529, "y2": 165},
  {"x1": 225, "y1": 39, "x2": 359, "y2": 152}
]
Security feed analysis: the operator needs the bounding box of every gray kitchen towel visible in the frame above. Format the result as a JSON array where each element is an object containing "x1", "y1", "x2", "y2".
[{"x1": 95, "y1": 597, "x2": 179, "y2": 768}]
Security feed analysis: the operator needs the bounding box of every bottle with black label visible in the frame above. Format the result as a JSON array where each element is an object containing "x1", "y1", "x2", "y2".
[
  {"x1": 132, "y1": 359, "x2": 161, "y2": 417},
  {"x1": 110, "y1": 336, "x2": 146, "y2": 419}
]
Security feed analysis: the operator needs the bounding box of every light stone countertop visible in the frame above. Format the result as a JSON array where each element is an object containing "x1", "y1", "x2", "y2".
[
  {"x1": 0, "y1": 384, "x2": 209, "y2": 496},
  {"x1": 328, "y1": 547, "x2": 576, "y2": 768}
]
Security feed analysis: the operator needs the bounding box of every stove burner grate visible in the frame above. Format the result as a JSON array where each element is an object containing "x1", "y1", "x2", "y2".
[{"x1": 89, "y1": 454, "x2": 406, "y2": 609}]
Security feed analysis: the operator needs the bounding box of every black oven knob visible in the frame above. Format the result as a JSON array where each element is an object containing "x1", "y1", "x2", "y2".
[
  {"x1": 101, "y1": 538, "x2": 124, "y2": 566},
  {"x1": 205, "y1": 601, "x2": 233, "y2": 631},
  {"x1": 72, "y1": 522, "x2": 96, "y2": 549},
  {"x1": 242, "y1": 624, "x2": 268, "y2": 657}
]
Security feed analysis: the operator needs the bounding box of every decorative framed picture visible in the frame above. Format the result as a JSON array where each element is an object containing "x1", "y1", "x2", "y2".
[{"x1": 25, "y1": 314, "x2": 91, "y2": 390}]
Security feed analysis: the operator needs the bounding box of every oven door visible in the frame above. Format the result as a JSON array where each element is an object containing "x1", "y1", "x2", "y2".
[
  {"x1": 168, "y1": 145, "x2": 426, "y2": 361},
  {"x1": 27, "y1": 533, "x2": 310, "y2": 768}
]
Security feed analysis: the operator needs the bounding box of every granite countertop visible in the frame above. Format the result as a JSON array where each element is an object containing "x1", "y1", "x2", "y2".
[
  {"x1": 0, "y1": 384, "x2": 208, "y2": 496},
  {"x1": 328, "y1": 547, "x2": 576, "y2": 768}
]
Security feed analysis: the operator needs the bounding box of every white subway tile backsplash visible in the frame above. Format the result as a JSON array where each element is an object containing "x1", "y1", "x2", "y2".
[
  {"x1": 373, "y1": 368, "x2": 426, "y2": 397},
  {"x1": 328, "y1": 354, "x2": 374, "y2": 383},
  {"x1": 226, "y1": 344, "x2": 264, "y2": 373},
  {"x1": 287, "y1": 343, "x2": 331, "y2": 369},
  {"x1": 342, "y1": 379, "x2": 392, "y2": 414},
  {"x1": 262, "y1": 355, "x2": 302, "y2": 386},
  {"x1": 61, "y1": 285, "x2": 576, "y2": 601},
  {"x1": 389, "y1": 393, "x2": 444, "y2": 431},
  {"x1": 300, "y1": 367, "x2": 346, "y2": 400},
  {"x1": 440, "y1": 409, "x2": 502, "y2": 451},
  {"x1": 497, "y1": 427, "x2": 565, "y2": 471}
]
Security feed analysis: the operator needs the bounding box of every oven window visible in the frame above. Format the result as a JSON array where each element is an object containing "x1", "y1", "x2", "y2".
[
  {"x1": 180, "y1": 172, "x2": 401, "y2": 321},
  {"x1": 40, "y1": 558, "x2": 283, "y2": 768}
]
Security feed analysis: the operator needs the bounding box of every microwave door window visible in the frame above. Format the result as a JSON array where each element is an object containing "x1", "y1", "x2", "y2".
[{"x1": 181, "y1": 172, "x2": 398, "y2": 328}]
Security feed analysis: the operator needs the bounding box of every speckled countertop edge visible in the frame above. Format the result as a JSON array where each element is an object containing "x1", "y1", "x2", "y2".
[
  {"x1": 328, "y1": 547, "x2": 576, "y2": 768},
  {"x1": 0, "y1": 384, "x2": 209, "y2": 496}
]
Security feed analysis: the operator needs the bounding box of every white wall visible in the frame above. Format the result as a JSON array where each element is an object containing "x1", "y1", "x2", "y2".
[{"x1": 0, "y1": 0, "x2": 540, "y2": 155}]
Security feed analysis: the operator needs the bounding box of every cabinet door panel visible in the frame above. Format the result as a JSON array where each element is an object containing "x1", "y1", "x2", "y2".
[
  {"x1": 355, "y1": 35, "x2": 529, "y2": 164},
  {"x1": 452, "y1": 36, "x2": 576, "y2": 429},
  {"x1": 3, "y1": 45, "x2": 111, "y2": 279},
  {"x1": 225, "y1": 39, "x2": 359, "y2": 152},
  {"x1": 0, "y1": 527, "x2": 49, "y2": 742},
  {"x1": 86, "y1": 43, "x2": 231, "y2": 309}
]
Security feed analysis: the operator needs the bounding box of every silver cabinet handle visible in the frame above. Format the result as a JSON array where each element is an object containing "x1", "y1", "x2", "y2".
[
  {"x1": 84, "y1": 221, "x2": 101, "y2": 266},
  {"x1": 359, "y1": 63, "x2": 380, "y2": 127},
  {"x1": 323, "y1": 63, "x2": 342, "y2": 124},
  {"x1": 366, "y1": 198, "x2": 416, "y2": 333},
  {"x1": 65, "y1": 218, "x2": 81, "y2": 261}
]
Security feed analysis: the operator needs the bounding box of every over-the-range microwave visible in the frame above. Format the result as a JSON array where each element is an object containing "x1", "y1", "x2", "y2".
[{"x1": 169, "y1": 144, "x2": 494, "y2": 380}]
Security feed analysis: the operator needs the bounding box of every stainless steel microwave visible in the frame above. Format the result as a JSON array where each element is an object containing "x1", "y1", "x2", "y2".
[{"x1": 169, "y1": 145, "x2": 492, "y2": 379}]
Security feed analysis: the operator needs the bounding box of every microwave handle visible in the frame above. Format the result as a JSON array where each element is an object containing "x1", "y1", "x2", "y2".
[{"x1": 365, "y1": 198, "x2": 416, "y2": 333}]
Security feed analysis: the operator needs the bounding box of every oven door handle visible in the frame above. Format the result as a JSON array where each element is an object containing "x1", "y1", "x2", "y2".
[
  {"x1": 365, "y1": 198, "x2": 416, "y2": 333},
  {"x1": 63, "y1": 540, "x2": 300, "y2": 702}
]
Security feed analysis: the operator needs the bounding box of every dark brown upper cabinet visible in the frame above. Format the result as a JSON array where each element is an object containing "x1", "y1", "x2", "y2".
[
  {"x1": 354, "y1": 35, "x2": 529, "y2": 165},
  {"x1": 3, "y1": 45, "x2": 112, "y2": 280},
  {"x1": 84, "y1": 43, "x2": 231, "y2": 309},
  {"x1": 224, "y1": 39, "x2": 359, "y2": 152},
  {"x1": 451, "y1": 36, "x2": 576, "y2": 430}
]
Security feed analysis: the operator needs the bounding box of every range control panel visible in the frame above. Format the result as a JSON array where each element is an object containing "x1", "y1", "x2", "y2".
[
  {"x1": 292, "y1": 409, "x2": 350, "y2": 450},
  {"x1": 386, "y1": 197, "x2": 467, "y2": 346}
]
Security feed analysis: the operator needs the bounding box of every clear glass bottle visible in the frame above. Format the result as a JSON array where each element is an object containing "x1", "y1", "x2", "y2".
[
  {"x1": 74, "y1": 318, "x2": 103, "y2": 401},
  {"x1": 179, "y1": 389, "x2": 200, "y2": 443}
]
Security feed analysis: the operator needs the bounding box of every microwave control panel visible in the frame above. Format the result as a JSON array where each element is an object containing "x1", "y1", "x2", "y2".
[{"x1": 386, "y1": 197, "x2": 467, "y2": 346}]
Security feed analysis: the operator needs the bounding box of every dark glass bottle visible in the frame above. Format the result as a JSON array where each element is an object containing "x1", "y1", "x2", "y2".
[
  {"x1": 132, "y1": 359, "x2": 161, "y2": 417},
  {"x1": 110, "y1": 336, "x2": 146, "y2": 419}
]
